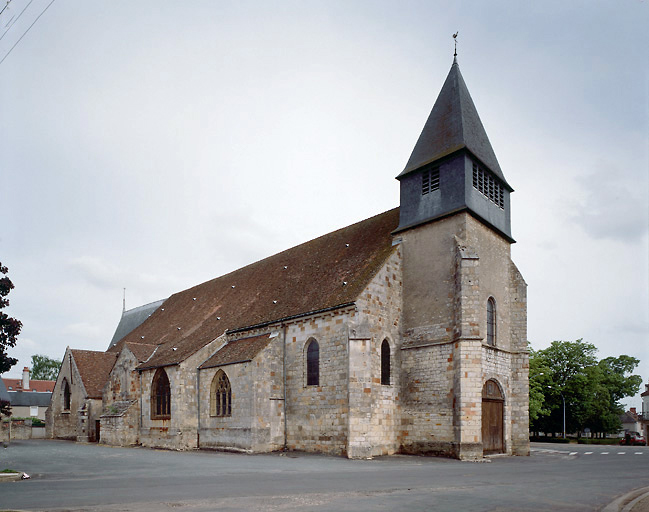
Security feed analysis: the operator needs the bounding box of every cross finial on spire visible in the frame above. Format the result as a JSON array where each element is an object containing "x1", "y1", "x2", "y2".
[{"x1": 453, "y1": 31, "x2": 459, "y2": 60}]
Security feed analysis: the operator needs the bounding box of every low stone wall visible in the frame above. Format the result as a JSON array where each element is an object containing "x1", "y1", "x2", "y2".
[
  {"x1": 0, "y1": 420, "x2": 47, "y2": 441},
  {"x1": 100, "y1": 401, "x2": 139, "y2": 446}
]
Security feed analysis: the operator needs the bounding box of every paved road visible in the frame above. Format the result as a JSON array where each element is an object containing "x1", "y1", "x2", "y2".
[{"x1": 1, "y1": 440, "x2": 648, "y2": 511}]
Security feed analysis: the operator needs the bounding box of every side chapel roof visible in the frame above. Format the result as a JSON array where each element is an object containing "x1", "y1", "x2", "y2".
[
  {"x1": 200, "y1": 333, "x2": 274, "y2": 369},
  {"x1": 398, "y1": 58, "x2": 510, "y2": 189},
  {"x1": 70, "y1": 350, "x2": 118, "y2": 399},
  {"x1": 118, "y1": 208, "x2": 400, "y2": 370}
]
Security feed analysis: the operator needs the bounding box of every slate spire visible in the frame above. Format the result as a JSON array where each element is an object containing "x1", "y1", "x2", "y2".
[{"x1": 398, "y1": 59, "x2": 509, "y2": 188}]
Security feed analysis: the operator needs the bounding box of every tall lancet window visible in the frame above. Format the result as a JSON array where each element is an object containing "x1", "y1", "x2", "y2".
[
  {"x1": 487, "y1": 297, "x2": 496, "y2": 346},
  {"x1": 381, "y1": 339, "x2": 391, "y2": 385},
  {"x1": 62, "y1": 379, "x2": 71, "y2": 411},
  {"x1": 306, "y1": 339, "x2": 319, "y2": 386}
]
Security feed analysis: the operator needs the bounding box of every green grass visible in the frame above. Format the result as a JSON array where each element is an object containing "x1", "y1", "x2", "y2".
[{"x1": 0, "y1": 469, "x2": 19, "y2": 473}]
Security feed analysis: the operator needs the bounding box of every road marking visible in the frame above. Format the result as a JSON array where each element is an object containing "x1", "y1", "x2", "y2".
[
  {"x1": 601, "y1": 452, "x2": 609, "y2": 454},
  {"x1": 584, "y1": 452, "x2": 593, "y2": 455},
  {"x1": 569, "y1": 452, "x2": 578, "y2": 456},
  {"x1": 635, "y1": 452, "x2": 643, "y2": 455},
  {"x1": 618, "y1": 452, "x2": 626, "y2": 455}
]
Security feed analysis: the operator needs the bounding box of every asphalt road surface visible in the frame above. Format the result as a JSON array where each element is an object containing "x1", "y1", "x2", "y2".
[{"x1": 1, "y1": 440, "x2": 648, "y2": 511}]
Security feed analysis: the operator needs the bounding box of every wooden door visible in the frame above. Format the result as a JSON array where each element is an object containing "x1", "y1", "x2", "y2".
[
  {"x1": 95, "y1": 420, "x2": 101, "y2": 443},
  {"x1": 482, "y1": 380, "x2": 504, "y2": 454}
]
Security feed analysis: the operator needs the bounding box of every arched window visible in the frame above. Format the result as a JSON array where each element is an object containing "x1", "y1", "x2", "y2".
[
  {"x1": 381, "y1": 339, "x2": 391, "y2": 385},
  {"x1": 487, "y1": 297, "x2": 496, "y2": 346},
  {"x1": 306, "y1": 339, "x2": 319, "y2": 386},
  {"x1": 151, "y1": 368, "x2": 171, "y2": 419},
  {"x1": 210, "y1": 370, "x2": 232, "y2": 417},
  {"x1": 62, "y1": 379, "x2": 71, "y2": 410}
]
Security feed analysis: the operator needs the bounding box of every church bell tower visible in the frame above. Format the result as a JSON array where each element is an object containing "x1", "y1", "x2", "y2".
[
  {"x1": 395, "y1": 57, "x2": 513, "y2": 242},
  {"x1": 395, "y1": 56, "x2": 528, "y2": 460}
]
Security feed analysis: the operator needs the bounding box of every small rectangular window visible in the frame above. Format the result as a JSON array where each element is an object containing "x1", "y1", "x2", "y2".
[
  {"x1": 472, "y1": 162, "x2": 504, "y2": 209},
  {"x1": 421, "y1": 167, "x2": 440, "y2": 195}
]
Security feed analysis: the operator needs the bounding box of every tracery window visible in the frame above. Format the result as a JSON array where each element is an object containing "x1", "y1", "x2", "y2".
[
  {"x1": 210, "y1": 370, "x2": 232, "y2": 417},
  {"x1": 62, "y1": 379, "x2": 71, "y2": 411},
  {"x1": 306, "y1": 339, "x2": 319, "y2": 386},
  {"x1": 487, "y1": 297, "x2": 496, "y2": 346},
  {"x1": 151, "y1": 368, "x2": 171, "y2": 419},
  {"x1": 381, "y1": 339, "x2": 391, "y2": 385}
]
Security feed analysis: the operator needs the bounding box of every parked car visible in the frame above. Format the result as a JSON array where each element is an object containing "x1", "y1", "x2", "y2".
[{"x1": 620, "y1": 432, "x2": 646, "y2": 446}]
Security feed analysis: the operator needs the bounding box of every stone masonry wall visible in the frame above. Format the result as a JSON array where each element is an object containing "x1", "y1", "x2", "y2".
[
  {"x1": 284, "y1": 308, "x2": 352, "y2": 456},
  {"x1": 199, "y1": 361, "x2": 254, "y2": 451},
  {"x1": 139, "y1": 336, "x2": 225, "y2": 450},
  {"x1": 399, "y1": 212, "x2": 528, "y2": 459},
  {"x1": 348, "y1": 249, "x2": 402, "y2": 458},
  {"x1": 50, "y1": 349, "x2": 88, "y2": 441}
]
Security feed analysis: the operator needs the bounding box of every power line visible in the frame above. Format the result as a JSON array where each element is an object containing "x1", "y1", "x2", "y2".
[
  {"x1": 1, "y1": 0, "x2": 35, "y2": 42},
  {"x1": 0, "y1": 1, "x2": 12, "y2": 17},
  {"x1": 0, "y1": 0, "x2": 55, "y2": 67}
]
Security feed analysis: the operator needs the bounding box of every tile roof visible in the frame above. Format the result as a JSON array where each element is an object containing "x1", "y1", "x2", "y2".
[
  {"x1": 620, "y1": 410, "x2": 640, "y2": 423},
  {"x1": 398, "y1": 58, "x2": 510, "y2": 189},
  {"x1": 107, "y1": 299, "x2": 166, "y2": 350},
  {"x1": 2, "y1": 378, "x2": 55, "y2": 393},
  {"x1": 200, "y1": 334, "x2": 273, "y2": 369},
  {"x1": 122, "y1": 342, "x2": 158, "y2": 363},
  {"x1": 121, "y1": 207, "x2": 400, "y2": 370},
  {"x1": 70, "y1": 350, "x2": 118, "y2": 399}
]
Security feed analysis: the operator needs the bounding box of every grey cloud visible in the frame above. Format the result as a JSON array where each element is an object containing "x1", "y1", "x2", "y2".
[{"x1": 572, "y1": 166, "x2": 648, "y2": 243}]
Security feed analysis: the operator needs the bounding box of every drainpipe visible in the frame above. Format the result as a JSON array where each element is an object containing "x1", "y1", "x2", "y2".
[
  {"x1": 196, "y1": 367, "x2": 201, "y2": 447},
  {"x1": 283, "y1": 323, "x2": 288, "y2": 451},
  {"x1": 139, "y1": 371, "x2": 143, "y2": 431}
]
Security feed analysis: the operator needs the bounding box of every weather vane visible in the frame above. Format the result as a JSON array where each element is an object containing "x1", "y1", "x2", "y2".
[{"x1": 453, "y1": 31, "x2": 459, "y2": 57}]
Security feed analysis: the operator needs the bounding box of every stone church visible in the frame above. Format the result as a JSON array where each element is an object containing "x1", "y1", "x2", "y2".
[{"x1": 50, "y1": 57, "x2": 529, "y2": 460}]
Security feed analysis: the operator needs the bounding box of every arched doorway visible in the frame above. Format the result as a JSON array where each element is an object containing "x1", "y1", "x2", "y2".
[{"x1": 482, "y1": 379, "x2": 504, "y2": 454}]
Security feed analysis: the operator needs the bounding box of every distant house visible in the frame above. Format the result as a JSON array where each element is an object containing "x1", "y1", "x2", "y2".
[
  {"x1": 1, "y1": 367, "x2": 54, "y2": 420},
  {"x1": 3, "y1": 367, "x2": 55, "y2": 393},
  {"x1": 641, "y1": 381, "x2": 649, "y2": 439},
  {"x1": 0, "y1": 378, "x2": 9, "y2": 413},
  {"x1": 620, "y1": 408, "x2": 642, "y2": 435}
]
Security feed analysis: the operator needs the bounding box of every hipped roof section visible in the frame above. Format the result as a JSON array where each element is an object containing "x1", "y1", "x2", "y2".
[
  {"x1": 122, "y1": 208, "x2": 400, "y2": 370},
  {"x1": 70, "y1": 349, "x2": 118, "y2": 399},
  {"x1": 107, "y1": 299, "x2": 166, "y2": 350},
  {"x1": 200, "y1": 333, "x2": 273, "y2": 369},
  {"x1": 398, "y1": 58, "x2": 511, "y2": 189}
]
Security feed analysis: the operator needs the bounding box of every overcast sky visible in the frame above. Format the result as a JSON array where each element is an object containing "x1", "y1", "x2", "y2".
[{"x1": 1, "y1": 1, "x2": 648, "y2": 409}]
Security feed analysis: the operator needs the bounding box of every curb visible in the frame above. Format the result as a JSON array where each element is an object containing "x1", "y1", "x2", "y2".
[
  {"x1": 602, "y1": 486, "x2": 649, "y2": 512},
  {"x1": 0, "y1": 471, "x2": 25, "y2": 482}
]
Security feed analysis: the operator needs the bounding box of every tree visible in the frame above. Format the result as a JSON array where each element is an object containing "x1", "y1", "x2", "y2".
[
  {"x1": 30, "y1": 354, "x2": 62, "y2": 381},
  {"x1": 529, "y1": 339, "x2": 642, "y2": 437},
  {"x1": 1, "y1": 262, "x2": 22, "y2": 416},
  {"x1": 528, "y1": 345, "x2": 551, "y2": 423}
]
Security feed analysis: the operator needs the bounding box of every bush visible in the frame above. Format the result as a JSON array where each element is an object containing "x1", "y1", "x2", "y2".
[
  {"x1": 529, "y1": 436, "x2": 570, "y2": 444},
  {"x1": 577, "y1": 438, "x2": 620, "y2": 445}
]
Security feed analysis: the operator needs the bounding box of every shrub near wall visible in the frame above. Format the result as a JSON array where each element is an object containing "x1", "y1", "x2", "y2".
[{"x1": 529, "y1": 436, "x2": 570, "y2": 444}]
